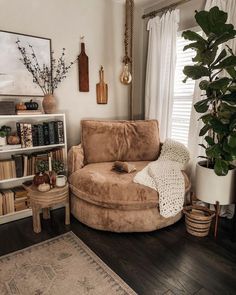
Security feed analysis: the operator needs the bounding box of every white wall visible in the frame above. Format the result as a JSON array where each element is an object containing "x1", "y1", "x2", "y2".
[
  {"x1": 0, "y1": 0, "x2": 129, "y2": 147},
  {"x1": 133, "y1": 0, "x2": 206, "y2": 119}
]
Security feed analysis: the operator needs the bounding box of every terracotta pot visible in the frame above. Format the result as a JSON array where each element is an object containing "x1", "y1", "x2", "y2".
[{"x1": 42, "y1": 94, "x2": 57, "y2": 114}]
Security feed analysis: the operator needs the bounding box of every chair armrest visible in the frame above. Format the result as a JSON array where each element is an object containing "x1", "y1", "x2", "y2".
[{"x1": 68, "y1": 144, "x2": 84, "y2": 175}]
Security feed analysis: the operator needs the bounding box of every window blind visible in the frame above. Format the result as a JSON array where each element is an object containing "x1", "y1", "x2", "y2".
[{"x1": 170, "y1": 34, "x2": 197, "y2": 146}]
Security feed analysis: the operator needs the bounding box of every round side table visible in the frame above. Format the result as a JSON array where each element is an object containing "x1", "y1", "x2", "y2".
[{"x1": 26, "y1": 184, "x2": 70, "y2": 233}]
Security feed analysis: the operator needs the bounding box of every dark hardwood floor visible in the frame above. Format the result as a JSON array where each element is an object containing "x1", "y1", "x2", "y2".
[{"x1": 0, "y1": 209, "x2": 235, "y2": 295}]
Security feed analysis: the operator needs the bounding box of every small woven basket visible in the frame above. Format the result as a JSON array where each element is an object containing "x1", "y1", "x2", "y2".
[{"x1": 183, "y1": 205, "x2": 215, "y2": 237}]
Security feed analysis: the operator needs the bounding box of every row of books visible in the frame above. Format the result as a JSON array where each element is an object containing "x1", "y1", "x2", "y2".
[
  {"x1": 0, "y1": 186, "x2": 30, "y2": 216},
  {"x1": 0, "y1": 148, "x2": 65, "y2": 180},
  {"x1": 16, "y1": 120, "x2": 64, "y2": 148}
]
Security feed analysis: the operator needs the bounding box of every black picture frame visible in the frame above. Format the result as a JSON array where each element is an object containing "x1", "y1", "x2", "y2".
[{"x1": 0, "y1": 30, "x2": 52, "y2": 97}]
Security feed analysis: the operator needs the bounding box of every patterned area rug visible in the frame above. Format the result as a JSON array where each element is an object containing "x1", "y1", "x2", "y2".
[{"x1": 0, "y1": 232, "x2": 136, "y2": 295}]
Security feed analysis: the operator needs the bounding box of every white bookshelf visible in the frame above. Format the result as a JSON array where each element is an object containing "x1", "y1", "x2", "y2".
[
  {"x1": 0, "y1": 113, "x2": 67, "y2": 224},
  {"x1": 0, "y1": 143, "x2": 65, "y2": 154}
]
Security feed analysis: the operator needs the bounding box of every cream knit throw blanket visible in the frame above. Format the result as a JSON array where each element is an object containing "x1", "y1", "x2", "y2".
[{"x1": 134, "y1": 139, "x2": 190, "y2": 218}]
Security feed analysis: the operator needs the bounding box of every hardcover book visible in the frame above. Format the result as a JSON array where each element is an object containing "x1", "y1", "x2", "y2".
[
  {"x1": 43, "y1": 122, "x2": 50, "y2": 145},
  {"x1": 37, "y1": 124, "x2": 44, "y2": 146},
  {"x1": 54, "y1": 121, "x2": 64, "y2": 144}
]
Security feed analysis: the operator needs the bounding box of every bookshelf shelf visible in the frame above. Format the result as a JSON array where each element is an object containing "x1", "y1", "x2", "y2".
[
  {"x1": 0, "y1": 113, "x2": 67, "y2": 225},
  {"x1": 0, "y1": 143, "x2": 65, "y2": 154},
  {"x1": 0, "y1": 113, "x2": 65, "y2": 119},
  {"x1": 0, "y1": 208, "x2": 32, "y2": 224},
  {"x1": 0, "y1": 175, "x2": 34, "y2": 184}
]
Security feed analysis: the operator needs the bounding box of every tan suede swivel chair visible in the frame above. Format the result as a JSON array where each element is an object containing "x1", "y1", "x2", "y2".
[{"x1": 68, "y1": 120, "x2": 190, "y2": 232}]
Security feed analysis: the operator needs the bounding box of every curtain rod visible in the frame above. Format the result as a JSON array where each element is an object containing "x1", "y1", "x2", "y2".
[{"x1": 142, "y1": 0, "x2": 191, "y2": 19}]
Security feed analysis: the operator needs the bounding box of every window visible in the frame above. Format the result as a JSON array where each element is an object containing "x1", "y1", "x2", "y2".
[{"x1": 170, "y1": 31, "x2": 199, "y2": 146}]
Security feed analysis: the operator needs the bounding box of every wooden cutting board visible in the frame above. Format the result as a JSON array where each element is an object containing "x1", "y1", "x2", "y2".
[
  {"x1": 78, "y1": 42, "x2": 89, "y2": 92},
  {"x1": 96, "y1": 66, "x2": 108, "y2": 104}
]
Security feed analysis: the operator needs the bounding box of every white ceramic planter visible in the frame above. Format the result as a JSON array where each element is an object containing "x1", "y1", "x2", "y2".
[
  {"x1": 195, "y1": 161, "x2": 236, "y2": 205},
  {"x1": 0, "y1": 136, "x2": 7, "y2": 146}
]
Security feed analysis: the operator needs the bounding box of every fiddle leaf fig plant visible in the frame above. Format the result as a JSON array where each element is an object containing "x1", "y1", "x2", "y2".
[{"x1": 182, "y1": 6, "x2": 236, "y2": 176}]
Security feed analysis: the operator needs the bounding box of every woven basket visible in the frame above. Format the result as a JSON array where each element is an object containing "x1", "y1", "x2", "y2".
[{"x1": 183, "y1": 205, "x2": 215, "y2": 237}]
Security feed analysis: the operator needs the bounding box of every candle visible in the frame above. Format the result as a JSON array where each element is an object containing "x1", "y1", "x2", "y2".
[{"x1": 48, "y1": 156, "x2": 52, "y2": 172}]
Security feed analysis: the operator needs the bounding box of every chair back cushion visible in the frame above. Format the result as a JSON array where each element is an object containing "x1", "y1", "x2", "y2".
[{"x1": 81, "y1": 120, "x2": 160, "y2": 163}]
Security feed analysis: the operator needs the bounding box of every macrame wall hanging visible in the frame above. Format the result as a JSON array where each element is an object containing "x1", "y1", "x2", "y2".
[{"x1": 120, "y1": 0, "x2": 134, "y2": 119}]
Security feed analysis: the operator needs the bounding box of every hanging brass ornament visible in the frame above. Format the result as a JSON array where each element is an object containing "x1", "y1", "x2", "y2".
[{"x1": 120, "y1": 0, "x2": 134, "y2": 85}]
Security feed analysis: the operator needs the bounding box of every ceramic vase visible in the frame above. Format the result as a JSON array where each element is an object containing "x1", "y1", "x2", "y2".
[
  {"x1": 42, "y1": 94, "x2": 57, "y2": 114},
  {"x1": 195, "y1": 161, "x2": 236, "y2": 205}
]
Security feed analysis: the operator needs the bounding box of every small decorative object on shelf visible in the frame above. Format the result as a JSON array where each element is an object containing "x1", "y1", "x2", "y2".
[
  {"x1": 25, "y1": 100, "x2": 38, "y2": 110},
  {"x1": 0, "y1": 125, "x2": 11, "y2": 146},
  {"x1": 16, "y1": 102, "x2": 27, "y2": 111},
  {"x1": 16, "y1": 40, "x2": 76, "y2": 113},
  {"x1": 96, "y1": 66, "x2": 108, "y2": 104},
  {"x1": 16, "y1": 100, "x2": 42, "y2": 115},
  {"x1": 7, "y1": 133, "x2": 20, "y2": 145}
]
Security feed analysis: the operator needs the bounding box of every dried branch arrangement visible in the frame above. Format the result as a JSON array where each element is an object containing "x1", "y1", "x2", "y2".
[{"x1": 16, "y1": 39, "x2": 76, "y2": 95}]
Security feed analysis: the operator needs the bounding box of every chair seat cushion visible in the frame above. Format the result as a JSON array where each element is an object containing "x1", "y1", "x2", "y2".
[{"x1": 69, "y1": 161, "x2": 190, "y2": 210}]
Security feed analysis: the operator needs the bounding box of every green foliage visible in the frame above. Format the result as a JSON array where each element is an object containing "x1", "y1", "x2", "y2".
[
  {"x1": 182, "y1": 6, "x2": 236, "y2": 176},
  {"x1": 0, "y1": 125, "x2": 11, "y2": 138},
  {"x1": 36, "y1": 159, "x2": 65, "y2": 174}
]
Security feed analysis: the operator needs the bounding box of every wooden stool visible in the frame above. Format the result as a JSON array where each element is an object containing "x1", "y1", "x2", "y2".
[{"x1": 27, "y1": 184, "x2": 70, "y2": 233}]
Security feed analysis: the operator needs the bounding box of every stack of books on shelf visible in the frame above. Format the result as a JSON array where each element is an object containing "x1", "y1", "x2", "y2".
[
  {"x1": 0, "y1": 186, "x2": 30, "y2": 216},
  {"x1": 16, "y1": 120, "x2": 64, "y2": 148},
  {"x1": 0, "y1": 148, "x2": 65, "y2": 180},
  {"x1": 0, "y1": 159, "x2": 16, "y2": 180}
]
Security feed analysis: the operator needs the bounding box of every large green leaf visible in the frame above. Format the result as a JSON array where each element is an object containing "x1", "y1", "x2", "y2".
[
  {"x1": 205, "y1": 135, "x2": 215, "y2": 146},
  {"x1": 183, "y1": 65, "x2": 210, "y2": 80},
  {"x1": 183, "y1": 42, "x2": 206, "y2": 51},
  {"x1": 212, "y1": 31, "x2": 236, "y2": 48},
  {"x1": 199, "y1": 124, "x2": 211, "y2": 136},
  {"x1": 195, "y1": 10, "x2": 211, "y2": 35},
  {"x1": 209, "y1": 117, "x2": 229, "y2": 134},
  {"x1": 221, "y1": 92, "x2": 236, "y2": 104},
  {"x1": 208, "y1": 78, "x2": 230, "y2": 90},
  {"x1": 199, "y1": 80, "x2": 209, "y2": 90},
  {"x1": 194, "y1": 98, "x2": 210, "y2": 113},
  {"x1": 213, "y1": 56, "x2": 236, "y2": 69},
  {"x1": 214, "y1": 159, "x2": 229, "y2": 176},
  {"x1": 182, "y1": 30, "x2": 207, "y2": 43},
  {"x1": 206, "y1": 144, "x2": 221, "y2": 158},
  {"x1": 228, "y1": 132, "x2": 236, "y2": 148},
  {"x1": 199, "y1": 113, "x2": 213, "y2": 124},
  {"x1": 226, "y1": 67, "x2": 236, "y2": 79},
  {"x1": 229, "y1": 118, "x2": 236, "y2": 131}
]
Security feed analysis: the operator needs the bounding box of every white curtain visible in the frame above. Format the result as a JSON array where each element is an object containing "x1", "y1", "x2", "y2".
[
  {"x1": 145, "y1": 10, "x2": 179, "y2": 141},
  {"x1": 188, "y1": 0, "x2": 236, "y2": 216}
]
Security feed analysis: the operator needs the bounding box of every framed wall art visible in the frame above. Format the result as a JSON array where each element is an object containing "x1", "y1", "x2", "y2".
[{"x1": 0, "y1": 30, "x2": 51, "y2": 97}]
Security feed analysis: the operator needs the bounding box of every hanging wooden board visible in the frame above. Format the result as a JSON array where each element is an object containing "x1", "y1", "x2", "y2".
[
  {"x1": 78, "y1": 42, "x2": 89, "y2": 92},
  {"x1": 96, "y1": 66, "x2": 108, "y2": 104}
]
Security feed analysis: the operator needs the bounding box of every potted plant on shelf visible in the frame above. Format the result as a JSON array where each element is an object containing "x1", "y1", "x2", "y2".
[
  {"x1": 182, "y1": 6, "x2": 236, "y2": 208},
  {"x1": 0, "y1": 125, "x2": 11, "y2": 146},
  {"x1": 16, "y1": 41, "x2": 76, "y2": 114}
]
